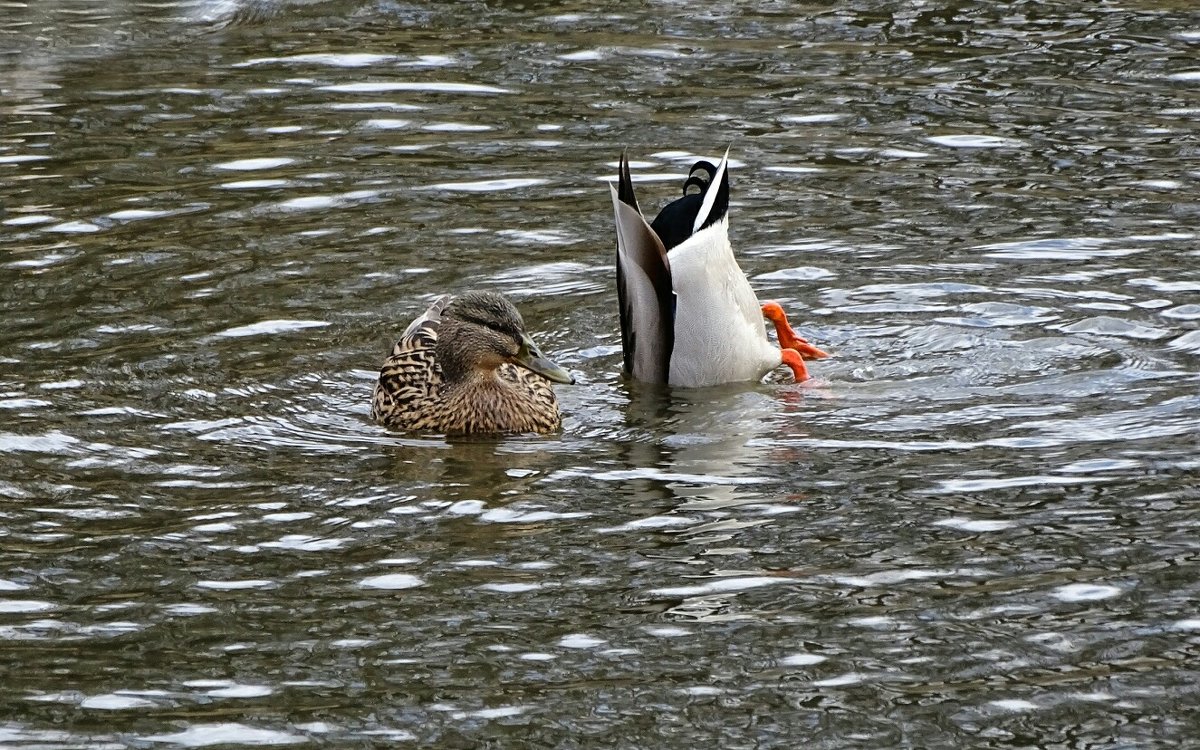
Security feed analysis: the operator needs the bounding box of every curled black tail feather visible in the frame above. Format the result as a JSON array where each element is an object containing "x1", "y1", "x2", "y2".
[{"x1": 650, "y1": 157, "x2": 730, "y2": 252}]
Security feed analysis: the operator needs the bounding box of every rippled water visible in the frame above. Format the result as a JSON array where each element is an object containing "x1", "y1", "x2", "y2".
[{"x1": 2, "y1": 0, "x2": 1200, "y2": 746}]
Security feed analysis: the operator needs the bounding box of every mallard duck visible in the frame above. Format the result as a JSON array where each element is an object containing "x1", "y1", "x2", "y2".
[
  {"x1": 371, "y1": 290, "x2": 574, "y2": 434},
  {"x1": 611, "y1": 149, "x2": 828, "y2": 387}
]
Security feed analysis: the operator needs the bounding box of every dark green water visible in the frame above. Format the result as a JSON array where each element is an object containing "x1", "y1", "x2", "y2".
[{"x1": 2, "y1": 1, "x2": 1199, "y2": 747}]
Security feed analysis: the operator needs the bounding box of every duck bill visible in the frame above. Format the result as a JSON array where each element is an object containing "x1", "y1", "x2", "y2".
[{"x1": 516, "y1": 334, "x2": 575, "y2": 384}]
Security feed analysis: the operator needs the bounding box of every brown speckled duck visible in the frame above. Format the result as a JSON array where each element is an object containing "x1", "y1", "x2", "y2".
[{"x1": 371, "y1": 290, "x2": 574, "y2": 435}]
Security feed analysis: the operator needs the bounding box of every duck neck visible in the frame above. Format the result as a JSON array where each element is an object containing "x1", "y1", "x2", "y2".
[
  {"x1": 437, "y1": 345, "x2": 511, "y2": 399},
  {"x1": 435, "y1": 339, "x2": 475, "y2": 386},
  {"x1": 433, "y1": 320, "x2": 497, "y2": 387}
]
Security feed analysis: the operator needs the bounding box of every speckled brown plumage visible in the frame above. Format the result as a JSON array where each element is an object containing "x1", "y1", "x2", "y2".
[{"x1": 371, "y1": 292, "x2": 569, "y2": 435}]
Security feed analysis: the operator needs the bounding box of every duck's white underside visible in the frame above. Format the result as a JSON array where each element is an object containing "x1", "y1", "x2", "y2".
[{"x1": 665, "y1": 219, "x2": 781, "y2": 387}]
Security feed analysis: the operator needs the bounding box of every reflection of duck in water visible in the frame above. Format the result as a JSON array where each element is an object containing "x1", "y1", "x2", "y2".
[
  {"x1": 611, "y1": 149, "x2": 828, "y2": 387},
  {"x1": 371, "y1": 291, "x2": 574, "y2": 435}
]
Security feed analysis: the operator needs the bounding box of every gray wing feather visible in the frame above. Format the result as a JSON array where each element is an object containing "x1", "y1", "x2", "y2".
[
  {"x1": 612, "y1": 156, "x2": 674, "y2": 384},
  {"x1": 401, "y1": 294, "x2": 450, "y2": 340}
]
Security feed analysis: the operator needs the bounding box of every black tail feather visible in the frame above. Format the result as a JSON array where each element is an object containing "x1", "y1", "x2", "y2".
[{"x1": 649, "y1": 154, "x2": 730, "y2": 251}]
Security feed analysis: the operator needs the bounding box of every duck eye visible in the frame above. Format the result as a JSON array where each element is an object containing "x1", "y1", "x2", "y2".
[
  {"x1": 460, "y1": 314, "x2": 520, "y2": 342},
  {"x1": 480, "y1": 322, "x2": 522, "y2": 353}
]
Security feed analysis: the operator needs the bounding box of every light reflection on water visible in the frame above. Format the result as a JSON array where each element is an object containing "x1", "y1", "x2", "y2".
[{"x1": 1, "y1": 0, "x2": 1199, "y2": 747}]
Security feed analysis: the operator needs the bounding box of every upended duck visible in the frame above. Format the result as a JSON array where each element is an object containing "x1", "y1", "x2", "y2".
[
  {"x1": 371, "y1": 291, "x2": 574, "y2": 434},
  {"x1": 611, "y1": 149, "x2": 828, "y2": 387}
]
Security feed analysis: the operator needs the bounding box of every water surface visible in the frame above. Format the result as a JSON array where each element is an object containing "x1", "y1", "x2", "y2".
[{"x1": 2, "y1": 0, "x2": 1199, "y2": 746}]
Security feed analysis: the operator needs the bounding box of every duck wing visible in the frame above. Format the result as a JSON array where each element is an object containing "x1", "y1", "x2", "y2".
[
  {"x1": 399, "y1": 294, "x2": 450, "y2": 343},
  {"x1": 612, "y1": 153, "x2": 674, "y2": 384},
  {"x1": 372, "y1": 296, "x2": 447, "y2": 426}
]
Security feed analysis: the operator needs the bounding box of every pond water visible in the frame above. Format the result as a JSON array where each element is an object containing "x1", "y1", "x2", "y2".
[{"x1": 2, "y1": 0, "x2": 1199, "y2": 746}]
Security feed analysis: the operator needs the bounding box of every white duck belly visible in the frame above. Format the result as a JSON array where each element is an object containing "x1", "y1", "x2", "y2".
[{"x1": 667, "y1": 219, "x2": 782, "y2": 387}]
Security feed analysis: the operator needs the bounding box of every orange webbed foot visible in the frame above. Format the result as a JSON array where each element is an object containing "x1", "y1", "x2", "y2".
[
  {"x1": 781, "y1": 349, "x2": 810, "y2": 382},
  {"x1": 762, "y1": 301, "x2": 829, "y2": 360}
]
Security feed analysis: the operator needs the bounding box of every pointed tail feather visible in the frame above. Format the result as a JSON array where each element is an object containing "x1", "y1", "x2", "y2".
[
  {"x1": 692, "y1": 146, "x2": 730, "y2": 235},
  {"x1": 617, "y1": 150, "x2": 641, "y2": 214}
]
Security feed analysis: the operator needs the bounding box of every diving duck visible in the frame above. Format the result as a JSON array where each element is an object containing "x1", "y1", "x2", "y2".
[
  {"x1": 371, "y1": 290, "x2": 574, "y2": 434},
  {"x1": 610, "y1": 149, "x2": 828, "y2": 387}
]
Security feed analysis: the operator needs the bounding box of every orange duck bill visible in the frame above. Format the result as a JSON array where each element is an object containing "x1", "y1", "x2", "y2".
[{"x1": 762, "y1": 301, "x2": 829, "y2": 381}]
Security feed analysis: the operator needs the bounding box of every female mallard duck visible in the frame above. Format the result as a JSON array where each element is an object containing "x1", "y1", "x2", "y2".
[
  {"x1": 371, "y1": 291, "x2": 574, "y2": 434},
  {"x1": 611, "y1": 149, "x2": 828, "y2": 387}
]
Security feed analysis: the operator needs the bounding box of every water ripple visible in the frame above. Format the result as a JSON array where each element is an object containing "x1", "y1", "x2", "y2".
[
  {"x1": 2, "y1": 2, "x2": 1199, "y2": 748},
  {"x1": 319, "y1": 81, "x2": 511, "y2": 95},
  {"x1": 144, "y1": 724, "x2": 306, "y2": 747}
]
